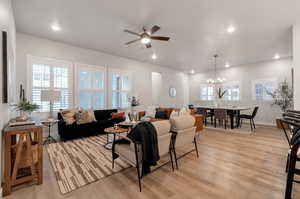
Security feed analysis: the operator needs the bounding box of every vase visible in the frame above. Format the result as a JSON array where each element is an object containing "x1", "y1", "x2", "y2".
[
  {"x1": 16, "y1": 111, "x2": 31, "y2": 121},
  {"x1": 215, "y1": 99, "x2": 222, "y2": 108}
]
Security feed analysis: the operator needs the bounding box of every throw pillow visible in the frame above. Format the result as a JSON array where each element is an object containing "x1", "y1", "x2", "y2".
[
  {"x1": 60, "y1": 109, "x2": 77, "y2": 125},
  {"x1": 155, "y1": 110, "x2": 167, "y2": 119},
  {"x1": 145, "y1": 106, "x2": 156, "y2": 117},
  {"x1": 87, "y1": 109, "x2": 97, "y2": 122},
  {"x1": 111, "y1": 112, "x2": 125, "y2": 119},
  {"x1": 179, "y1": 108, "x2": 190, "y2": 116},
  {"x1": 170, "y1": 110, "x2": 179, "y2": 118},
  {"x1": 75, "y1": 110, "x2": 95, "y2": 125}
]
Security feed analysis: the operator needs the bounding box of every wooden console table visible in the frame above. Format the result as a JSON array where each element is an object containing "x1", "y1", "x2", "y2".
[{"x1": 3, "y1": 124, "x2": 43, "y2": 196}]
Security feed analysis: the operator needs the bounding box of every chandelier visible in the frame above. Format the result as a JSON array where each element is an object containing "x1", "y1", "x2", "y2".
[{"x1": 206, "y1": 54, "x2": 226, "y2": 84}]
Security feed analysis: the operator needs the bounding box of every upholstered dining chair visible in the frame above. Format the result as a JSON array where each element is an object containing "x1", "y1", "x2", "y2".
[
  {"x1": 214, "y1": 109, "x2": 228, "y2": 129},
  {"x1": 170, "y1": 115, "x2": 198, "y2": 169},
  {"x1": 197, "y1": 108, "x2": 213, "y2": 125},
  {"x1": 240, "y1": 106, "x2": 259, "y2": 131},
  {"x1": 113, "y1": 120, "x2": 173, "y2": 191}
]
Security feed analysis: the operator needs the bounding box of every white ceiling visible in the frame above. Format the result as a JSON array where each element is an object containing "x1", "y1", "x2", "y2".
[{"x1": 12, "y1": 0, "x2": 299, "y2": 72}]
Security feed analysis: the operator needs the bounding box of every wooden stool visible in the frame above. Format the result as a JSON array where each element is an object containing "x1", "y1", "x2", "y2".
[{"x1": 3, "y1": 124, "x2": 43, "y2": 196}]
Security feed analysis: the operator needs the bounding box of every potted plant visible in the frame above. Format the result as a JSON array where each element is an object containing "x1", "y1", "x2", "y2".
[
  {"x1": 16, "y1": 100, "x2": 39, "y2": 121},
  {"x1": 266, "y1": 79, "x2": 293, "y2": 128},
  {"x1": 15, "y1": 85, "x2": 39, "y2": 121}
]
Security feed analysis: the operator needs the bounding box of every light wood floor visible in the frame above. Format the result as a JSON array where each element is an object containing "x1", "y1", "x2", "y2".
[{"x1": 6, "y1": 125, "x2": 300, "y2": 199}]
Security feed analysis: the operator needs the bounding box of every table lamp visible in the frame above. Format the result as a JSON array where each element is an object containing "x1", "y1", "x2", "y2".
[{"x1": 41, "y1": 90, "x2": 61, "y2": 119}]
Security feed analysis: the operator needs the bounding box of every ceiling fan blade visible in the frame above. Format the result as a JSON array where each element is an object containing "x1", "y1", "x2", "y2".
[
  {"x1": 150, "y1": 36, "x2": 170, "y2": 41},
  {"x1": 124, "y1": 29, "x2": 141, "y2": 37},
  {"x1": 146, "y1": 43, "x2": 152, "y2": 48},
  {"x1": 125, "y1": 38, "x2": 141, "y2": 45},
  {"x1": 150, "y1": 25, "x2": 160, "y2": 34}
]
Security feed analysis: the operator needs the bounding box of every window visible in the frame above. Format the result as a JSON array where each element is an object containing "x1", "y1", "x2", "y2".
[
  {"x1": 76, "y1": 64, "x2": 106, "y2": 109},
  {"x1": 111, "y1": 71, "x2": 131, "y2": 108},
  {"x1": 201, "y1": 85, "x2": 214, "y2": 100},
  {"x1": 223, "y1": 82, "x2": 240, "y2": 101},
  {"x1": 28, "y1": 56, "x2": 73, "y2": 112},
  {"x1": 252, "y1": 79, "x2": 276, "y2": 100}
]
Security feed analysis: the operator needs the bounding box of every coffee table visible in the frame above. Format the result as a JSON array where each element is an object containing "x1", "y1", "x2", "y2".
[
  {"x1": 104, "y1": 127, "x2": 128, "y2": 150},
  {"x1": 118, "y1": 121, "x2": 136, "y2": 129}
]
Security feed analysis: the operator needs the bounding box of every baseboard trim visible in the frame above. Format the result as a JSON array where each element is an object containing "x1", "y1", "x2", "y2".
[{"x1": 242, "y1": 120, "x2": 276, "y2": 127}]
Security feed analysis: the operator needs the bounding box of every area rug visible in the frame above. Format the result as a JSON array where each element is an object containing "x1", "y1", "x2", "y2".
[{"x1": 46, "y1": 135, "x2": 131, "y2": 194}]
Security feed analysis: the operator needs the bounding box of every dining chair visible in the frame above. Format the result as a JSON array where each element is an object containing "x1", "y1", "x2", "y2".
[
  {"x1": 169, "y1": 115, "x2": 198, "y2": 169},
  {"x1": 113, "y1": 120, "x2": 173, "y2": 191},
  {"x1": 280, "y1": 110, "x2": 300, "y2": 172},
  {"x1": 284, "y1": 124, "x2": 300, "y2": 199},
  {"x1": 197, "y1": 108, "x2": 213, "y2": 125},
  {"x1": 214, "y1": 109, "x2": 228, "y2": 129},
  {"x1": 239, "y1": 106, "x2": 259, "y2": 131}
]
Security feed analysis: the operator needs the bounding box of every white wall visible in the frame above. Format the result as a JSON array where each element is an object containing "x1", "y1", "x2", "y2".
[
  {"x1": 0, "y1": 0, "x2": 16, "y2": 189},
  {"x1": 189, "y1": 58, "x2": 293, "y2": 125},
  {"x1": 16, "y1": 33, "x2": 189, "y2": 113},
  {"x1": 293, "y1": 25, "x2": 300, "y2": 110}
]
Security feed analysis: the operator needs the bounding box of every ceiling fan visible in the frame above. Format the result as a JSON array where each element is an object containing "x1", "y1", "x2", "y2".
[{"x1": 124, "y1": 25, "x2": 170, "y2": 48}]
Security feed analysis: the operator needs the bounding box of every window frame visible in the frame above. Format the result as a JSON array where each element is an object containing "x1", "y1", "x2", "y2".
[
  {"x1": 222, "y1": 81, "x2": 241, "y2": 101},
  {"x1": 200, "y1": 84, "x2": 215, "y2": 101},
  {"x1": 108, "y1": 69, "x2": 132, "y2": 109},
  {"x1": 252, "y1": 78, "x2": 277, "y2": 101},
  {"x1": 74, "y1": 63, "x2": 107, "y2": 109},
  {"x1": 27, "y1": 55, "x2": 73, "y2": 113}
]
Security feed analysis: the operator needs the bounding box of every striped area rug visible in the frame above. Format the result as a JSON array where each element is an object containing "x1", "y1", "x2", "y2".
[{"x1": 46, "y1": 135, "x2": 131, "y2": 194}]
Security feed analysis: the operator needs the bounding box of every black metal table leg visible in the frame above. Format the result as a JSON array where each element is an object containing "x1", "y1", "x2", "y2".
[
  {"x1": 230, "y1": 111, "x2": 234, "y2": 129},
  {"x1": 105, "y1": 133, "x2": 116, "y2": 150},
  {"x1": 236, "y1": 110, "x2": 241, "y2": 128},
  {"x1": 43, "y1": 124, "x2": 57, "y2": 145}
]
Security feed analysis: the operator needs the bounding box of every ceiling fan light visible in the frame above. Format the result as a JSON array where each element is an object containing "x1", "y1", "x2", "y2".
[{"x1": 141, "y1": 37, "x2": 151, "y2": 44}]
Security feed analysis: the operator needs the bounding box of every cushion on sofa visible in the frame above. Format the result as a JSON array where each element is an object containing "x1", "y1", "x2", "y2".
[
  {"x1": 170, "y1": 110, "x2": 179, "y2": 118},
  {"x1": 156, "y1": 107, "x2": 174, "y2": 119},
  {"x1": 60, "y1": 109, "x2": 77, "y2": 125},
  {"x1": 75, "y1": 109, "x2": 96, "y2": 125},
  {"x1": 155, "y1": 110, "x2": 167, "y2": 119},
  {"x1": 94, "y1": 109, "x2": 118, "y2": 120},
  {"x1": 111, "y1": 112, "x2": 125, "y2": 119}
]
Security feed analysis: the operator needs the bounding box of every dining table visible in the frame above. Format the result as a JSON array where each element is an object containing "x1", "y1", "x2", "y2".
[{"x1": 195, "y1": 106, "x2": 251, "y2": 129}]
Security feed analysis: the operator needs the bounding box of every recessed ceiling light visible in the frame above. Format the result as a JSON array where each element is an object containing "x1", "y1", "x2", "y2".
[
  {"x1": 51, "y1": 24, "x2": 61, "y2": 32},
  {"x1": 274, "y1": 54, "x2": 280, "y2": 60},
  {"x1": 227, "y1": 25, "x2": 236, "y2": 33},
  {"x1": 225, "y1": 63, "x2": 230, "y2": 68},
  {"x1": 151, "y1": 53, "x2": 157, "y2": 60},
  {"x1": 190, "y1": 69, "x2": 195, "y2": 74}
]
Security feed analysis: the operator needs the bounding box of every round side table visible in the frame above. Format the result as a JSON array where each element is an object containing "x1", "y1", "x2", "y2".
[
  {"x1": 118, "y1": 121, "x2": 136, "y2": 129},
  {"x1": 41, "y1": 119, "x2": 58, "y2": 145},
  {"x1": 104, "y1": 127, "x2": 128, "y2": 150}
]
